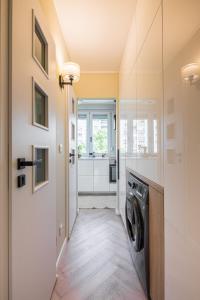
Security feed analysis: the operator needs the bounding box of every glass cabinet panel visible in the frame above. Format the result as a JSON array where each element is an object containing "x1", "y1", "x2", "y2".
[
  {"x1": 33, "y1": 81, "x2": 48, "y2": 129},
  {"x1": 33, "y1": 13, "x2": 48, "y2": 74}
]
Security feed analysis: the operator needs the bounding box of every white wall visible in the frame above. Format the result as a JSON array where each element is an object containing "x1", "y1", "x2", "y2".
[{"x1": 0, "y1": 0, "x2": 8, "y2": 299}]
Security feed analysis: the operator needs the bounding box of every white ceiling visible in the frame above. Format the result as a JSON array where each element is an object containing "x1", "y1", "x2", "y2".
[{"x1": 53, "y1": 0, "x2": 136, "y2": 72}]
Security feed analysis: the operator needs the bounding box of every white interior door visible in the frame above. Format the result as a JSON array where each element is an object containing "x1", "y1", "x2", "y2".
[
  {"x1": 10, "y1": 1, "x2": 57, "y2": 300},
  {"x1": 67, "y1": 86, "x2": 78, "y2": 237}
]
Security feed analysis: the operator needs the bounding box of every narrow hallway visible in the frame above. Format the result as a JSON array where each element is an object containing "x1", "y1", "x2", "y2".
[{"x1": 52, "y1": 209, "x2": 146, "y2": 300}]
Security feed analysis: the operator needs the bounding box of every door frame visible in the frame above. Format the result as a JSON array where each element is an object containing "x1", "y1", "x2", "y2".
[
  {"x1": 77, "y1": 98, "x2": 119, "y2": 212},
  {"x1": 0, "y1": 0, "x2": 9, "y2": 299},
  {"x1": 66, "y1": 86, "x2": 78, "y2": 239}
]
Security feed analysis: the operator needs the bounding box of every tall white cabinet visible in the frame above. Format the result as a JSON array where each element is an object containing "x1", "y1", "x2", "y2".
[{"x1": 119, "y1": 1, "x2": 200, "y2": 300}]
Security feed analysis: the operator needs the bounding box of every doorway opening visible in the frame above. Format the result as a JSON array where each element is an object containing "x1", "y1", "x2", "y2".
[{"x1": 77, "y1": 99, "x2": 117, "y2": 209}]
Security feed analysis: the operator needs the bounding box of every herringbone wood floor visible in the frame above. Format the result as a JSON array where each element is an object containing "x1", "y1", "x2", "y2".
[{"x1": 51, "y1": 209, "x2": 146, "y2": 300}]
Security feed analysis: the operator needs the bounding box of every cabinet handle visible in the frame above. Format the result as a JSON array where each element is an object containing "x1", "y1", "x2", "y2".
[{"x1": 117, "y1": 149, "x2": 120, "y2": 180}]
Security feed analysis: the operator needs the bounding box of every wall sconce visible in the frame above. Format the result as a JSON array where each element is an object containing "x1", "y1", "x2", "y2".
[
  {"x1": 59, "y1": 62, "x2": 80, "y2": 88},
  {"x1": 181, "y1": 63, "x2": 200, "y2": 84}
]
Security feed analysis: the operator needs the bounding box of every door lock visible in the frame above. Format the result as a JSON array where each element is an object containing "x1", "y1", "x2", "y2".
[
  {"x1": 69, "y1": 150, "x2": 75, "y2": 164},
  {"x1": 17, "y1": 158, "x2": 42, "y2": 170}
]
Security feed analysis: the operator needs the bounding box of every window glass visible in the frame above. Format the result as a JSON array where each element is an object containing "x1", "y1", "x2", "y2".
[
  {"x1": 92, "y1": 114, "x2": 108, "y2": 154},
  {"x1": 78, "y1": 115, "x2": 87, "y2": 154}
]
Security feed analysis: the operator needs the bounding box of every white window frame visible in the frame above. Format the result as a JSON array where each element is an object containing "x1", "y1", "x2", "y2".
[
  {"x1": 78, "y1": 111, "x2": 114, "y2": 157},
  {"x1": 90, "y1": 112, "x2": 111, "y2": 156},
  {"x1": 77, "y1": 112, "x2": 90, "y2": 156}
]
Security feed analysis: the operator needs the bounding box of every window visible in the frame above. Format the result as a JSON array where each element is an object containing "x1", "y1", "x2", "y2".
[
  {"x1": 78, "y1": 112, "x2": 114, "y2": 156},
  {"x1": 92, "y1": 114, "x2": 108, "y2": 154},
  {"x1": 78, "y1": 114, "x2": 88, "y2": 155}
]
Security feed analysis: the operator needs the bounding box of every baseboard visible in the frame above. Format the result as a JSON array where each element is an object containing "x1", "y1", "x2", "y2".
[
  {"x1": 78, "y1": 195, "x2": 116, "y2": 209},
  {"x1": 78, "y1": 192, "x2": 116, "y2": 196},
  {"x1": 56, "y1": 238, "x2": 67, "y2": 269}
]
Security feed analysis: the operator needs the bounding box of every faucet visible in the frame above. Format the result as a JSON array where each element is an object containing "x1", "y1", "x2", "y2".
[{"x1": 89, "y1": 152, "x2": 96, "y2": 158}]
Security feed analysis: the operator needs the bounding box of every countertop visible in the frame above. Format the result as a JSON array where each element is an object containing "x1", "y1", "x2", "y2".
[
  {"x1": 127, "y1": 167, "x2": 164, "y2": 194},
  {"x1": 79, "y1": 157, "x2": 116, "y2": 160}
]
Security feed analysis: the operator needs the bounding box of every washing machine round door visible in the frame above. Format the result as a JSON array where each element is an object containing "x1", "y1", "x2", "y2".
[
  {"x1": 132, "y1": 197, "x2": 144, "y2": 252},
  {"x1": 125, "y1": 196, "x2": 136, "y2": 242}
]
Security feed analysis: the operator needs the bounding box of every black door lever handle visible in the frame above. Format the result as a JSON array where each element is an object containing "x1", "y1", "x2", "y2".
[
  {"x1": 17, "y1": 158, "x2": 42, "y2": 170},
  {"x1": 69, "y1": 153, "x2": 75, "y2": 157}
]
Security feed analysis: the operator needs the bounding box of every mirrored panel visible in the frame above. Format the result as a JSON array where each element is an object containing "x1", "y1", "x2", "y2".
[
  {"x1": 33, "y1": 80, "x2": 48, "y2": 130},
  {"x1": 32, "y1": 11, "x2": 48, "y2": 75}
]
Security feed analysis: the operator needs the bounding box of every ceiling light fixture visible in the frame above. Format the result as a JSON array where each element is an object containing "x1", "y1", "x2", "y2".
[{"x1": 59, "y1": 62, "x2": 80, "y2": 88}]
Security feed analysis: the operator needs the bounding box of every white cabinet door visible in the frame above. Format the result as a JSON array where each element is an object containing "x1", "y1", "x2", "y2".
[
  {"x1": 78, "y1": 176, "x2": 93, "y2": 192},
  {"x1": 78, "y1": 160, "x2": 93, "y2": 176},
  {"x1": 94, "y1": 176, "x2": 109, "y2": 191},
  {"x1": 94, "y1": 159, "x2": 109, "y2": 176}
]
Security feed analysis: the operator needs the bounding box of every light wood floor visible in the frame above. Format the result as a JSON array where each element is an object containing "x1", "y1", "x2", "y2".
[{"x1": 51, "y1": 209, "x2": 146, "y2": 300}]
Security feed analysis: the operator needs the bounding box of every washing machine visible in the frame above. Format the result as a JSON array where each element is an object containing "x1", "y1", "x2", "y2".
[{"x1": 125, "y1": 169, "x2": 150, "y2": 299}]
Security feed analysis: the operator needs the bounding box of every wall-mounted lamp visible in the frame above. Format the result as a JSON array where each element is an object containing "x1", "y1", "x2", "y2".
[
  {"x1": 59, "y1": 62, "x2": 80, "y2": 88},
  {"x1": 181, "y1": 63, "x2": 200, "y2": 84}
]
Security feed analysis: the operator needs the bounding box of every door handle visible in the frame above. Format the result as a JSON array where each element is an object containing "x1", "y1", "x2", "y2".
[
  {"x1": 69, "y1": 153, "x2": 75, "y2": 157},
  {"x1": 117, "y1": 149, "x2": 120, "y2": 180},
  {"x1": 17, "y1": 158, "x2": 42, "y2": 170}
]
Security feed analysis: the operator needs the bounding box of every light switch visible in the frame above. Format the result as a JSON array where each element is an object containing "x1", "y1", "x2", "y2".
[{"x1": 58, "y1": 144, "x2": 63, "y2": 153}]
